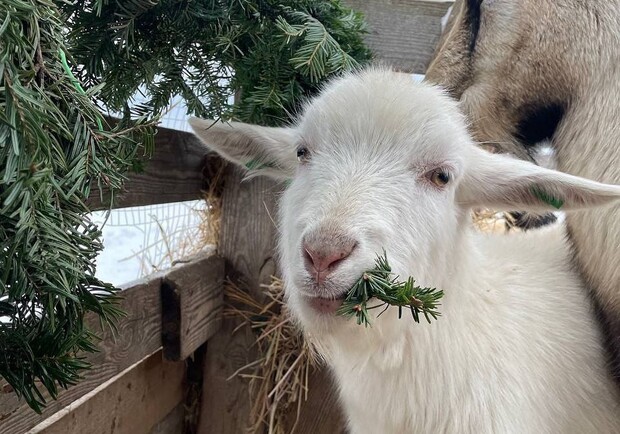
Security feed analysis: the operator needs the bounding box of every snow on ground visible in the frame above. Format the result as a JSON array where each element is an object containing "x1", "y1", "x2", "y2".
[
  {"x1": 91, "y1": 211, "x2": 144, "y2": 285},
  {"x1": 91, "y1": 199, "x2": 207, "y2": 286}
]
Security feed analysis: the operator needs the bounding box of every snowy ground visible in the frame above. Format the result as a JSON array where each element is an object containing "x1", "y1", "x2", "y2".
[{"x1": 91, "y1": 200, "x2": 207, "y2": 285}]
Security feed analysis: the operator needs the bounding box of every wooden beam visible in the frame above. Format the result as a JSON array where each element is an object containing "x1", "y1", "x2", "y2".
[
  {"x1": 344, "y1": 0, "x2": 452, "y2": 73},
  {"x1": 0, "y1": 252, "x2": 224, "y2": 434},
  {"x1": 161, "y1": 250, "x2": 225, "y2": 361},
  {"x1": 31, "y1": 351, "x2": 185, "y2": 434},
  {"x1": 87, "y1": 126, "x2": 221, "y2": 211}
]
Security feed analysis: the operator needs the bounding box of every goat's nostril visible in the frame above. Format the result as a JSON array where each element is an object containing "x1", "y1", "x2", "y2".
[
  {"x1": 328, "y1": 242, "x2": 357, "y2": 269},
  {"x1": 303, "y1": 247, "x2": 315, "y2": 269}
]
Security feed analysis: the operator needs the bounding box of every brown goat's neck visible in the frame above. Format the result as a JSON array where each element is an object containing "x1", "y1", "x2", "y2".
[{"x1": 554, "y1": 70, "x2": 620, "y2": 384}]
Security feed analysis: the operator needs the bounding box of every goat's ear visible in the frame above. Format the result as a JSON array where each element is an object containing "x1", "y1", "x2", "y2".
[
  {"x1": 457, "y1": 146, "x2": 620, "y2": 211},
  {"x1": 189, "y1": 118, "x2": 298, "y2": 180}
]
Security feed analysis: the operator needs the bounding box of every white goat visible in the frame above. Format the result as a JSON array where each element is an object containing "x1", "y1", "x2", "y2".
[{"x1": 190, "y1": 69, "x2": 620, "y2": 433}]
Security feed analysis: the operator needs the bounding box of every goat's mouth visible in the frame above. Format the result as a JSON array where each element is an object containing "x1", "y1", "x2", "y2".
[{"x1": 303, "y1": 292, "x2": 347, "y2": 314}]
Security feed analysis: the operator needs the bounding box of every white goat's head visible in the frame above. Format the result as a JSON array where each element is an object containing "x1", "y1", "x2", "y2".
[{"x1": 190, "y1": 69, "x2": 620, "y2": 335}]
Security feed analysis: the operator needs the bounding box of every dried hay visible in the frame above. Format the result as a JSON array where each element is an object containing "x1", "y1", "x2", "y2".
[
  {"x1": 197, "y1": 159, "x2": 226, "y2": 247},
  {"x1": 225, "y1": 278, "x2": 314, "y2": 434},
  {"x1": 472, "y1": 209, "x2": 515, "y2": 233},
  {"x1": 172, "y1": 158, "x2": 225, "y2": 258}
]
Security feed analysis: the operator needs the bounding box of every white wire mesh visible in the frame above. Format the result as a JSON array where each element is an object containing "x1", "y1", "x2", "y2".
[
  {"x1": 91, "y1": 200, "x2": 208, "y2": 285},
  {"x1": 157, "y1": 95, "x2": 193, "y2": 132}
]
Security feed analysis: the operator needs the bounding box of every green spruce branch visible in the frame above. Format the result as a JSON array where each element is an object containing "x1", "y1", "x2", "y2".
[
  {"x1": 62, "y1": 0, "x2": 372, "y2": 126},
  {"x1": 337, "y1": 252, "x2": 444, "y2": 327},
  {"x1": 0, "y1": 0, "x2": 154, "y2": 412}
]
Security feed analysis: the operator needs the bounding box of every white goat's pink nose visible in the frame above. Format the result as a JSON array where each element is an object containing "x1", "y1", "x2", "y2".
[{"x1": 302, "y1": 233, "x2": 357, "y2": 284}]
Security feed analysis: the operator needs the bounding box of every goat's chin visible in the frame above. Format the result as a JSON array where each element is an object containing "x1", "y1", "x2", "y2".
[
  {"x1": 286, "y1": 291, "x2": 354, "y2": 336},
  {"x1": 287, "y1": 293, "x2": 343, "y2": 326}
]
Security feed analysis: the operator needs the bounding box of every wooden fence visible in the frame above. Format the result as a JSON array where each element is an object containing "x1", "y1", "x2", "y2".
[{"x1": 0, "y1": 1, "x2": 453, "y2": 433}]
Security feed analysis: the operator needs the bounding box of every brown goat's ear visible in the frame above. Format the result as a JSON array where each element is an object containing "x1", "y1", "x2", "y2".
[
  {"x1": 457, "y1": 146, "x2": 620, "y2": 212},
  {"x1": 189, "y1": 118, "x2": 298, "y2": 180}
]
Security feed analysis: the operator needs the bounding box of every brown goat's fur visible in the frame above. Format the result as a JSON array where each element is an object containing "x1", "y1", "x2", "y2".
[{"x1": 426, "y1": 0, "x2": 620, "y2": 382}]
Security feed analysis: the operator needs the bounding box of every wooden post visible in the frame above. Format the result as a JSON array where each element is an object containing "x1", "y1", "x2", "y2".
[
  {"x1": 160, "y1": 250, "x2": 225, "y2": 361},
  {"x1": 197, "y1": 166, "x2": 280, "y2": 433}
]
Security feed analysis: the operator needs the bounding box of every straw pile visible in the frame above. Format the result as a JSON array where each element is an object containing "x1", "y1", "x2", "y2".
[{"x1": 225, "y1": 278, "x2": 314, "y2": 434}]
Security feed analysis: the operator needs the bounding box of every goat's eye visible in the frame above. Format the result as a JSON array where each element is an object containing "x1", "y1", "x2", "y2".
[
  {"x1": 428, "y1": 169, "x2": 450, "y2": 187},
  {"x1": 296, "y1": 146, "x2": 310, "y2": 163}
]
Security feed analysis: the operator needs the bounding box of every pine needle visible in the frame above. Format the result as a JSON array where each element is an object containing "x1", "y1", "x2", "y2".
[{"x1": 337, "y1": 251, "x2": 444, "y2": 327}]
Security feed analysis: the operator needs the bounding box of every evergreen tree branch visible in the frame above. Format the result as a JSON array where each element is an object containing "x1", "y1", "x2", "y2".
[
  {"x1": 61, "y1": 0, "x2": 372, "y2": 125},
  {"x1": 337, "y1": 252, "x2": 444, "y2": 327},
  {"x1": 1, "y1": 0, "x2": 155, "y2": 412}
]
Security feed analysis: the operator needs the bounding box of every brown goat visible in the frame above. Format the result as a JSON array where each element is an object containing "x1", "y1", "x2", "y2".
[{"x1": 426, "y1": 0, "x2": 620, "y2": 383}]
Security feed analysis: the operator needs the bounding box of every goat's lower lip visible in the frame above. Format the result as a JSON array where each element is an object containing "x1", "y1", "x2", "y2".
[{"x1": 305, "y1": 296, "x2": 345, "y2": 314}]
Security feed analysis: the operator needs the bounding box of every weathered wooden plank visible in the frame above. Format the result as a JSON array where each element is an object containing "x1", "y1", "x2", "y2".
[
  {"x1": 0, "y1": 252, "x2": 223, "y2": 434},
  {"x1": 31, "y1": 350, "x2": 185, "y2": 434},
  {"x1": 0, "y1": 277, "x2": 164, "y2": 434},
  {"x1": 161, "y1": 249, "x2": 225, "y2": 361},
  {"x1": 344, "y1": 0, "x2": 452, "y2": 73},
  {"x1": 87, "y1": 126, "x2": 219, "y2": 211}
]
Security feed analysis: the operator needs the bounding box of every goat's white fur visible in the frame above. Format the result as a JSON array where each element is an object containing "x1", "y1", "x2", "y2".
[{"x1": 190, "y1": 69, "x2": 620, "y2": 433}]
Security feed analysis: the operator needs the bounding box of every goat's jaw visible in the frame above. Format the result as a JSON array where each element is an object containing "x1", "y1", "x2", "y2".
[
  {"x1": 286, "y1": 286, "x2": 350, "y2": 332},
  {"x1": 293, "y1": 286, "x2": 348, "y2": 317},
  {"x1": 303, "y1": 294, "x2": 346, "y2": 314}
]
